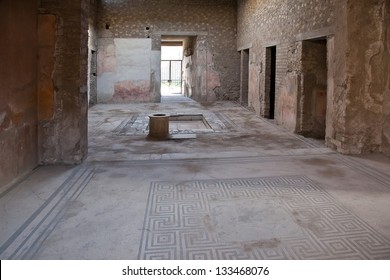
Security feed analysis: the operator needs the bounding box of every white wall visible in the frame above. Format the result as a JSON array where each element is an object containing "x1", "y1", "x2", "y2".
[{"x1": 97, "y1": 38, "x2": 156, "y2": 103}]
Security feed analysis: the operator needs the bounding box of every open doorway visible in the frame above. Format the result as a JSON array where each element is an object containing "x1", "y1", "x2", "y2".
[
  {"x1": 240, "y1": 49, "x2": 249, "y2": 106},
  {"x1": 265, "y1": 46, "x2": 276, "y2": 119},
  {"x1": 300, "y1": 38, "x2": 327, "y2": 139},
  {"x1": 161, "y1": 43, "x2": 183, "y2": 96}
]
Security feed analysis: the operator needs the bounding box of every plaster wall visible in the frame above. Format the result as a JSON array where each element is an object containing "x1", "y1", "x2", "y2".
[
  {"x1": 183, "y1": 37, "x2": 196, "y2": 98},
  {"x1": 182, "y1": 36, "x2": 215, "y2": 102},
  {"x1": 38, "y1": 0, "x2": 89, "y2": 164},
  {"x1": 329, "y1": 0, "x2": 390, "y2": 155},
  {"x1": 240, "y1": 50, "x2": 249, "y2": 106},
  {"x1": 97, "y1": 38, "x2": 154, "y2": 103},
  {"x1": 0, "y1": 0, "x2": 38, "y2": 190}
]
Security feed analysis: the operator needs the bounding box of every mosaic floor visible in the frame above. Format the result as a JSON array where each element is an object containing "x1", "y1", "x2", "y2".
[
  {"x1": 1, "y1": 102, "x2": 390, "y2": 260},
  {"x1": 139, "y1": 176, "x2": 390, "y2": 260}
]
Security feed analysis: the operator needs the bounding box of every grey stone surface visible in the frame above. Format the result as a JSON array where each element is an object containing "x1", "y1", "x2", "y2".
[
  {"x1": 1, "y1": 100, "x2": 389, "y2": 260},
  {"x1": 3, "y1": 0, "x2": 390, "y2": 193},
  {"x1": 139, "y1": 176, "x2": 390, "y2": 259}
]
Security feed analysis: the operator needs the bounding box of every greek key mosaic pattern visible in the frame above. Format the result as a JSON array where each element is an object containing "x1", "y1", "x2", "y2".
[{"x1": 138, "y1": 176, "x2": 390, "y2": 260}]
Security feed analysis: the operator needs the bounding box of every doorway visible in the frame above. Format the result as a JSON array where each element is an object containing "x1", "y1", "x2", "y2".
[
  {"x1": 300, "y1": 39, "x2": 327, "y2": 139},
  {"x1": 240, "y1": 49, "x2": 249, "y2": 106},
  {"x1": 265, "y1": 46, "x2": 276, "y2": 119},
  {"x1": 88, "y1": 49, "x2": 97, "y2": 106},
  {"x1": 161, "y1": 43, "x2": 183, "y2": 96}
]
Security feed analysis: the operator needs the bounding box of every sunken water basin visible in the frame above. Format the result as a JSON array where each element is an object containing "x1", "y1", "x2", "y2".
[
  {"x1": 148, "y1": 113, "x2": 212, "y2": 140},
  {"x1": 168, "y1": 114, "x2": 212, "y2": 132}
]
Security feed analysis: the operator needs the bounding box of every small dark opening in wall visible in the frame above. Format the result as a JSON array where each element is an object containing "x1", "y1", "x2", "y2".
[
  {"x1": 265, "y1": 46, "x2": 276, "y2": 119},
  {"x1": 91, "y1": 50, "x2": 96, "y2": 54},
  {"x1": 146, "y1": 27, "x2": 150, "y2": 30},
  {"x1": 147, "y1": 35, "x2": 150, "y2": 38},
  {"x1": 105, "y1": 23, "x2": 110, "y2": 30}
]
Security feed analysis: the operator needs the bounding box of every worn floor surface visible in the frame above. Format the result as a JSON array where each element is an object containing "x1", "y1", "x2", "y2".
[{"x1": 1, "y1": 97, "x2": 390, "y2": 259}]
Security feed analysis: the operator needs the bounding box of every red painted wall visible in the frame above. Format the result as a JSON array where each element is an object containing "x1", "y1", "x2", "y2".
[{"x1": 0, "y1": 0, "x2": 39, "y2": 190}]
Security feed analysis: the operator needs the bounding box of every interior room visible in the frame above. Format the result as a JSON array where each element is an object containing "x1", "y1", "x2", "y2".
[{"x1": 1, "y1": 0, "x2": 390, "y2": 260}]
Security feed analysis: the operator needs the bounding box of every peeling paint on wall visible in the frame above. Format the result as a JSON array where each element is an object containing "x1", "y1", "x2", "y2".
[
  {"x1": 340, "y1": 0, "x2": 390, "y2": 155},
  {"x1": 38, "y1": 0, "x2": 89, "y2": 165},
  {"x1": 113, "y1": 80, "x2": 151, "y2": 102},
  {"x1": 206, "y1": 51, "x2": 221, "y2": 102},
  {"x1": 276, "y1": 73, "x2": 299, "y2": 131},
  {"x1": 1, "y1": 0, "x2": 38, "y2": 189},
  {"x1": 97, "y1": 38, "x2": 153, "y2": 103},
  {"x1": 38, "y1": 14, "x2": 56, "y2": 121}
]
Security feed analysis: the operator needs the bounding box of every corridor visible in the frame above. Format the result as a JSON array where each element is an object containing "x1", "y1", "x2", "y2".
[{"x1": 1, "y1": 99, "x2": 390, "y2": 259}]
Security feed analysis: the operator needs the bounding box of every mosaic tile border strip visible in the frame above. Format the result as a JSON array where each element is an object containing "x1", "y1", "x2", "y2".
[
  {"x1": 0, "y1": 167, "x2": 94, "y2": 259},
  {"x1": 115, "y1": 112, "x2": 239, "y2": 136}
]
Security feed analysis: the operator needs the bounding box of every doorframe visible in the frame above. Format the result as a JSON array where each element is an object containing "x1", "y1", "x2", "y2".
[
  {"x1": 298, "y1": 37, "x2": 328, "y2": 139},
  {"x1": 240, "y1": 49, "x2": 250, "y2": 106}
]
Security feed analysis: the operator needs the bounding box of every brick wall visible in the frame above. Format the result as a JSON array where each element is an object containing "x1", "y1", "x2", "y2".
[
  {"x1": 238, "y1": 0, "x2": 390, "y2": 156},
  {"x1": 38, "y1": 0, "x2": 88, "y2": 164},
  {"x1": 237, "y1": 0, "x2": 335, "y2": 132},
  {"x1": 237, "y1": 0, "x2": 335, "y2": 48},
  {"x1": 97, "y1": 0, "x2": 240, "y2": 102}
]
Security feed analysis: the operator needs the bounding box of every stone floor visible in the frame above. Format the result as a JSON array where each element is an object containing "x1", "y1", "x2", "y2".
[{"x1": 1, "y1": 96, "x2": 390, "y2": 260}]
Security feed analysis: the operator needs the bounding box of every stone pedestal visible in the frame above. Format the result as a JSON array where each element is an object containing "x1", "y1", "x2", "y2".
[{"x1": 148, "y1": 114, "x2": 169, "y2": 140}]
